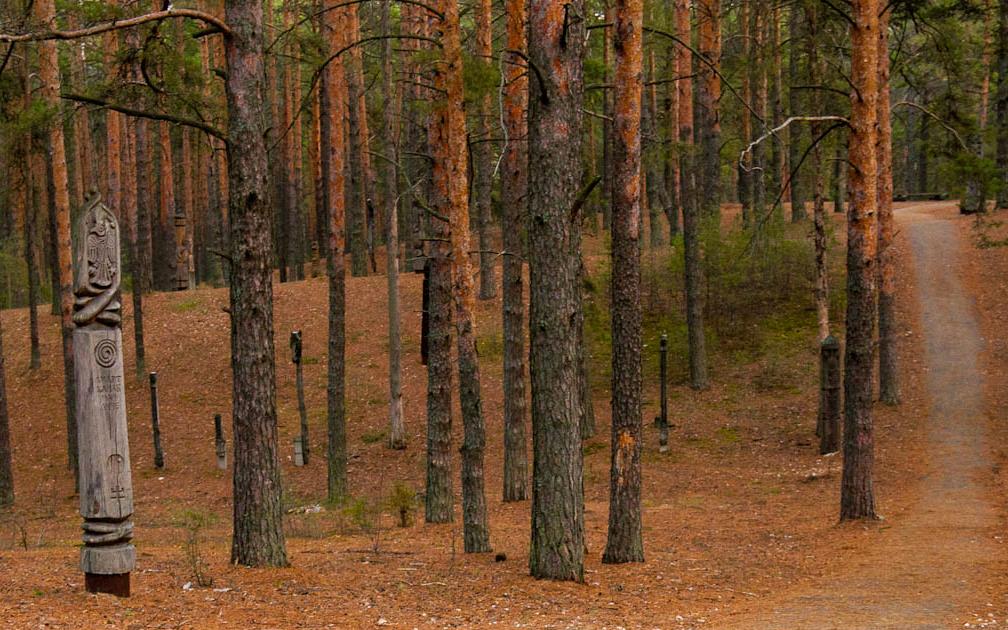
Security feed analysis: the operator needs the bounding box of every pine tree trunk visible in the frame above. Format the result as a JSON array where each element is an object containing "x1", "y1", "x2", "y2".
[
  {"x1": 475, "y1": 0, "x2": 497, "y2": 300},
  {"x1": 787, "y1": 4, "x2": 806, "y2": 221},
  {"x1": 0, "y1": 314, "x2": 12, "y2": 507},
  {"x1": 603, "y1": 0, "x2": 644, "y2": 565},
  {"x1": 502, "y1": 0, "x2": 529, "y2": 503},
  {"x1": 739, "y1": 0, "x2": 753, "y2": 223},
  {"x1": 769, "y1": 6, "x2": 784, "y2": 205},
  {"x1": 25, "y1": 149, "x2": 41, "y2": 371},
  {"x1": 664, "y1": 27, "x2": 680, "y2": 240},
  {"x1": 876, "y1": 10, "x2": 900, "y2": 406},
  {"x1": 346, "y1": 4, "x2": 369, "y2": 277},
  {"x1": 382, "y1": 0, "x2": 406, "y2": 451},
  {"x1": 323, "y1": 2, "x2": 349, "y2": 504},
  {"x1": 997, "y1": 0, "x2": 1008, "y2": 208},
  {"x1": 135, "y1": 116, "x2": 153, "y2": 296},
  {"x1": 696, "y1": 0, "x2": 722, "y2": 220},
  {"x1": 645, "y1": 39, "x2": 667, "y2": 248},
  {"x1": 527, "y1": 0, "x2": 586, "y2": 582},
  {"x1": 157, "y1": 122, "x2": 177, "y2": 291},
  {"x1": 680, "y1": 0, "x2": 708, "y2": 390},
  {"x1": 37, "y1": 0, "x2": 78, "y2": 484},
  {"x1": 225, "y1": 0, "x2": 289, "y2": 567},
  {"x1": 806, "y1": 2, "x2": 830, "y2": 342},
  {"x1": 430, "y1": 0, "x2": 491, "y2": 551},
  {"x1": 841, "y1": 0, "x2": 881, "y2": 523}
]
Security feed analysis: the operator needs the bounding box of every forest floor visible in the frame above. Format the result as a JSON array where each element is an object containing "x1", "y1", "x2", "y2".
[{"x1": 0, "y1": 201, "x2": 1005, "y2": 629}]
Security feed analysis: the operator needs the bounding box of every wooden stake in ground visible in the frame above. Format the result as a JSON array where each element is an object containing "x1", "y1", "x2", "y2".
[
  {"x1": 214, "y1": 413, "x2": 227, "y2": 470},
  {"x1": 658, "y1": 334, "x2": 670, "y2": 452},
  {"x1": 818, "y1": 335, "x2": 841, "y2": 455},
  {"x1": 149, "y1": 372, "x2": 164, "y2": 469},
  {"x1": 604, "y1": 0, "x2": 645, "y2": 565},
  {"x1": 73, "y1": 194, "x2": 135, "y2": 597},
  {"x1": 841, "y1": 0, "x2": 881, "y2": 522},
  {"x1": 290, "y1": 331, "x2": 309, "y2": 464}
]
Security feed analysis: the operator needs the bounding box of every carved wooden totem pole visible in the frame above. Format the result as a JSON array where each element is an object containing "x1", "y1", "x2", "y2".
[{"x1": 74, "y1": 193, "x2": 135, "y2": 597}]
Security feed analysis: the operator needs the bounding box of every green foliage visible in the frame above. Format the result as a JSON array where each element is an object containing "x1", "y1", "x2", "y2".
[
  {"x1": 383, "y1": 482, "x2": 417, "y2": 528},
  {"x1": 173, "y1": 509, "x2": 219, "y2": 588},
  {"x1": 361, "y1": 428, "x2": 387, "y2": 444}
]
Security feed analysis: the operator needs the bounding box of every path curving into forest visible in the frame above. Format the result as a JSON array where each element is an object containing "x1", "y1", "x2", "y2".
[{"x1": 725, "y1": 202, "x2": 1002, "y2": 629}]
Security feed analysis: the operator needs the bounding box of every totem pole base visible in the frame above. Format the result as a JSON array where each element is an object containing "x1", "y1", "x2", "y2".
[{"x1": 85, "y1": 572, "x2": 130, "y2": 597}]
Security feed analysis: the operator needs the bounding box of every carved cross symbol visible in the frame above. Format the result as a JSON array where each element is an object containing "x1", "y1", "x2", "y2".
[{"x1": 108, "y1": 453, "x2": 126, "y2": 500}]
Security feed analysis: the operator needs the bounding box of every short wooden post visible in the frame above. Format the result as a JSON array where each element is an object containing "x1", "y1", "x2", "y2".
[
  {"x1": 149, "y1": 372, "x2": 164, "y2": 469},
  {"x1": 290, "y1": 330, "x2": 308, "y2": 464},
  {"x1": 214, "y1": 413, "x2": 227, "y2": 470},
  {"x1": 73, "y1": 193, "x2": 134, "y2": 597},
  {"x1": 818, "y1": 335, "x2": 841, "y2": 455},
  {"x1": 659, "y1": 334, "x2": 669, "y2": 453}
]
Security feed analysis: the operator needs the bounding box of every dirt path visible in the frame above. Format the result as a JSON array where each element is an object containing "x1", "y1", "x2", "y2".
[{"x1": 724, "y1": 203, "x2": 1003, "y2": 629}]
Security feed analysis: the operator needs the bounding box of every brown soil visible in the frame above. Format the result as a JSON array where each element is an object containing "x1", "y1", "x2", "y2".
[{"x1": 0, "y1": 202, "x2": 1002, "y2": 629}]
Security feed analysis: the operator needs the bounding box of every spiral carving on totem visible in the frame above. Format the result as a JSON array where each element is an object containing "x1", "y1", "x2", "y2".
[
  {"x1": 94, "y1": 339, "x2": 118, "y2": 369},
  {"x1": 73, "y1": 192, "x2": 122, "y2": 328}
]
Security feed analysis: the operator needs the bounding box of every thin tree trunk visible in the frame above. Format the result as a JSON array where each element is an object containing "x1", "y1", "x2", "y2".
[
  {"x1": 345, "y1": 4, "x2": 369, "y2": 277},
  {"x1": 382, "y1": 0, "x2": 406, "y2": 450},
  {"x1": 0, "y1": 312, "x2": 11, "y2": 507},
  {"x1": 475, "y1": 0, "x2": 497, "y2": 300},
  {"x1": 739, "y1": 0, "x2": 753, "y2": 223},
  {"x1": 132, "y1": 116, "x2": 149, "y2": 379},
  {"x1": 876, "y1": 9, "x2": 899, "y2": 405},
  {"x1": 157, "y1": 122, "x2": 177, "y2": 290},
  {"x1": 788, "y1": 4, "x2": 806, "y2": 221},
  {"x1": 696, "y1": 0, "x2": 722, "y2": 220},
  {"x1": 25, "y1": 149, "x2": 41, "y2": 371},
  {"x1": 663, "y1": 23, "x2": 680, "y2": 240},
  {"x1": 806, "y1": 2, "x2": 829, "y2": 342},
  {"x1": 36, "y1": 0, "x2": 78, "y2": 485},
  {"x1": 997, "y1": 0, "x2": 1008, "y2": 208},
  {"x1": 226, "y1": 0, "x2": 288, "y2": 566},
  {"x1": 680, "y1": 0, "x2": 708, "y2": 390},
  {"x1": 502, "y1": 0, "x2": 529, "y2": 503},
  {"x1": 324, "y1": 1, "x2": 349, "y2": 504},
  {"x1": 841, "y1": 0, "x2": 881, "y2": 523},
  {"x1": 603, "y1": 0, "x2": 644, "y2": 565},
  {"x1": 528, "y1": 0, "x2": 586, "y2": 582},
  {"x1": 769, "y1": 5, "x2": 784, "y2": 205},
  {"x1": 430, "y1": 0, "x2": 491, "y2": 552}
]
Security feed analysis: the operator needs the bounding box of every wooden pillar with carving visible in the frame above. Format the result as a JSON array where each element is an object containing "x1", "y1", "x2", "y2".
[{"x1": 73, "y1": 193, "x2": 135, "y2": 597}]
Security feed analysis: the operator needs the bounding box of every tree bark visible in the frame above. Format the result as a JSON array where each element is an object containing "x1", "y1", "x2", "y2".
[
  {"x1": 345, "y1": 4, "x2": 369, "y2": 277},
  {"x1": 528, "y1": 0, "x2": 586, "y2": 582},
  {"x1": 603, "y1": 0, "x2": 644, "y2": 565},
  {"x1": 787, "y1": 4, "x2": 806, "y2": 221},
  {"x1": 25, "y1": 148, "x2": 41, "y2": 371},
  {"x1": 0, "y1": 314, "x2": 11, "y2": 507},
  {"x1": 429, "y1": 0, "x2": 491, "y2": 552},
  {"x1": 841, "y1": 0, "x2": 880, "y2": 523},
  {"x1": 876, "y1": 9, "x2": 899, "y2": 406},
  {"x1": 323, "y1": 0, "x2": 349, "y2": 504},
  {"x1": 677, "y1": 0, "x2": 709, "y2": 391},
  {"x1": 382, "y1": 0, "x2": 406, "y2": 451},
  {"x1": 696, "y1": 0, "x2": 722, "y2": 220},
  {"x1": 997, "y1": 0, "x2": 1008, "y2": 208},
  {"x1": 36, "y1": 0, "x2": 78, "y2": 484},
  {"x1": 502, "y1": 0, "x2": 529, "y2": 503},
  {"x1": 475, "y1": 0, "x2": 497, "y2": 300},
  {"x1": 225, "y1": 0, "x2": 288, "y2": 566},
  {"x1": 806, "y1": 2, "x2": 829, "y2": 343}
]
